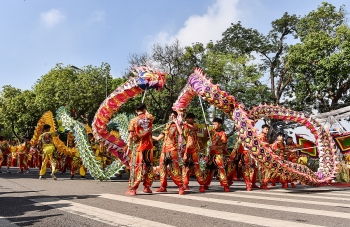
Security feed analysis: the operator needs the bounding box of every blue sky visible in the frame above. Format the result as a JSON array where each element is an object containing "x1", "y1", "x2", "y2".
[{"x1": 0, "y1": 0, "x2": 348, "y2": 91}]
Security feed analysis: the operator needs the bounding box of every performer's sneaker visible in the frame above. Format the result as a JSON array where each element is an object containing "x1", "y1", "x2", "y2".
[
  {"x1": 80, "y1": 176, "x2": 86, "y2": 179},
  {"x1": 39, "y1": 176, "x2": 46, "y2": 180},
  {"x1": 6, "y1": 169, "x2": 11, "y2": 174},
  {"x1": 125, "y1": 189, "x2": 136, "y2": 196},
  {"x1": 260, "y1": 185, "x2": 270, "y2": 190},
  {"x1": 178, "y1": 187, "x2": 185, "y2": 195},
  {"x1": 224, "y1": 186, "x2": 230, "y2": 192},
  {"x1": 252, "y1": 184, "x2": 259, "y2": 189},
  {"x1": 156, "y1": 187, "x2": 167, "y2": 192},
  {"x1": 17, "y1": 171, "x2": 23, "y2": 173},
  {"x1": 199, "y1": 186, "x2": 205, "y2": 193},
  {"x1": 51, "y1": 173, "x2": 57, "y2": 180},
  {"x1": 24, "y1": 170, "x2": 30, "y2": 174},
  {"x1": 143, "y1": 187, "x2": 152, "y2": 193},
  {"x1": 183, "y1": 185, "x2": 189, "y2": 190},
  {"x1": 70, "y1": 175, "x2": 74, "y2": 180}
]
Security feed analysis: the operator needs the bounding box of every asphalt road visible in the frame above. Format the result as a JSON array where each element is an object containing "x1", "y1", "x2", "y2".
[{"x1": 1, "y1": 167, "x2": 350, "y2": 227}]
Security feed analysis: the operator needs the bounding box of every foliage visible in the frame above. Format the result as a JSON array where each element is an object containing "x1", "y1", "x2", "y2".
[
  {"x1": 287, "y1": 2, "x2": 350, "y2": 112},
  {"x1": 216, "y1": 12, "x2": 299, "y2": 105},
  {"x1": 33, "y1": 63, "x2": 125, "y2": 124},
  {"x1": 0, "y1": 86, "x2": 40, "y2": 139}
]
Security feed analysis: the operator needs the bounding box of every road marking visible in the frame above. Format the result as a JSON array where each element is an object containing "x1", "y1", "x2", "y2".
[
  {"x1": 317, "y1": 191, "x2": 350, "y2": 197},
  {"x1": 239, "y1": 190, "x2": 350, "y2": 202},
  {"x1": 206, "y1": 192, "x2": 350, "y2": 208},
  {"x1": 0, "y1": 217, "x2": 19, "y2": 227},
  {"x1": 31, "y1": 198, "x2": 174, "y2": 227},
  {"x1": 99, "y1": 194, "x2": 325, "y2": 227},
  {"x1": 159, "y1": 193, "x2": 350, "y2": 219}
]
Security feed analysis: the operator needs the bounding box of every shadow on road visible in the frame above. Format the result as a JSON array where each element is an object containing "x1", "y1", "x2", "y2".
[{"x1": 0, "y1": 194, "x2": 100, "y2": 226}]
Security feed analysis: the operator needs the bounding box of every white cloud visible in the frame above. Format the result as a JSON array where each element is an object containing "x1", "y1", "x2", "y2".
[
  {"x1": 40, "y1": 9, "x2": 66, "y2": 28},
  {"x1": 147, "y1": 0, "x2": 241, "y2": 47}
]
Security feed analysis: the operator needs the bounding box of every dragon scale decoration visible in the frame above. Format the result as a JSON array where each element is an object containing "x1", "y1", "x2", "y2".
[
  {"x1": 173, "y1": 68, "x2": 338, "y2": 186},
  {"x1": 55, "y1": 66, "x2": 166, "y2": 180},
  {"x1": 91, "y1": 66, "x2": 166, "y2": 165},
  {"x1": 56, "y1": 107, "x2": 124, "y2": 180}
]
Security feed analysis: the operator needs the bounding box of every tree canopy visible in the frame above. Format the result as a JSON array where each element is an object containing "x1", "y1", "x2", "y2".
[
  {"x1": 1, "y1": 2, "x2": 350, "y2": 142},
  {"x1": 287, "y1": 2, "x2": 350, "y2": 112}
]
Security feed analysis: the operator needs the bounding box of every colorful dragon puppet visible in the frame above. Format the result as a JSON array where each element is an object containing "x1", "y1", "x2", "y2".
[
  {"x1": 173, "y1": 68, "x2": 338, "y2": 186},
  {"x1": 55, "y1": 66, "x2": 166, "y2": 180},
  {"x1": 91, "y1": 66, "x2": 166, "y2": 164}
]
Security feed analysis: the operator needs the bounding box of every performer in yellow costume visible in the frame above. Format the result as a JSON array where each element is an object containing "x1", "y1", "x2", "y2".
[{"x1": 38, "y1": 124, "x2": 58, "y2": 180}]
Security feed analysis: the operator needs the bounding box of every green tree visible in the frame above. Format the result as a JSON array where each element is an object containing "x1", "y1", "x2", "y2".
[
  {"x1": 216, "y1": 12, "x2": 299, "y2": 105},
  {"x1": 0, "y1": 86, "x2": 39, "y2": 139},
  {"x1": 33, "y1": 63, "x2": 124, "y2": 124},
  {"x1": 287, "y1": 2, "x2": 350, "y2": 112}
]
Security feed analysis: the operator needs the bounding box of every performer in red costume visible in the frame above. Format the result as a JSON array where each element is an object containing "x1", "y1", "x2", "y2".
[
  {"x1": 125, "y1": 103, "x2": 154, "y2": 196},
  {"x1": 285, "y1": 136, "x2": 299, "y2": 163},
  {"x1": 0, "y1": 136, "x2": 12, "y2": 174},
  {"x1": 181, "y1": 113, "x2": 204, "y2": 191},
  {"x1": 269, "y1": 132, "x2": 288, "y2": 188},
  {"x1": 227, "y1": 141, "x2": 260, "y2": 191},
  {"x1": 284, "y1": 136, "x2": 301, "y2": 188},
  {"x1": 258, "y1": 124, "x2": 271, "y2": 190},
  {"x1": 152, "y1": 111, "x2": 184, "y2": 194},
  {"x1": 202, "y1": 118, "x2": 230, "y2": 192},
  {"x1": 17, "y1": 136, "x2": 30, "y2": 174}
]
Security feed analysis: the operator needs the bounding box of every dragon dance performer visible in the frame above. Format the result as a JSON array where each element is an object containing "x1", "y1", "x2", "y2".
[
  {"x1": 202, "y1": 118, "x2": 230, "y2": 192},
  {"x1": 68, "y1": 132, "x2": 86, "y2": 180},
  {"x1": 226, "y1": 141, "x2": 242, "y2": 186},
  {"x1": 284, "y1": 136, "x2": 301, "y2": 188},
  {"x1": 17, "y1": 136, "x2": 31, "y2": 174},
  {"x1": 152, "y1": 111, "x2": 185, "y2": 195},
  {"x1": 258, "y1": 124, "x2": 271, "y2": 190},
  {"x1": 60, "y1": 132, "x2": 75, "y2": 174},
  {"x1": 269, "y1": 132, "x2": 289, "y2": 188},
  {"x1": 88, "y1": 133, "x2": 105, "y2": 169},
  {"x1": 0, "y1": 136, "x2": 12, "y2": 174},
  {"x1": 226, "y1": 141, "x2": 260, "y2": 191},
  {"x1": 285, "y1": 136, "x2": 299, "y2": 163},
  {"x1": 38, "y1": 124, "x2": 58, "y2": 180},
  {"x1": 181, "y1": 113, "x2": 205, "y2": 191},
  {"x1": 125, "y1": 103, "x2": 154, "y2": 196}
]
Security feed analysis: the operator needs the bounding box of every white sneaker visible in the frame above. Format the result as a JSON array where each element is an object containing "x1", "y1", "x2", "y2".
[
  {"x1": 25, "y1": 170, "x2": 30, "y2": 174},
  {"x1": 39, "y1": 176, "x2": 46, "y2": 180}
]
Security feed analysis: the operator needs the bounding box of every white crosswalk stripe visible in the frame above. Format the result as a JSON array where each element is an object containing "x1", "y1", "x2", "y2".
[
  {"x1": 31, "y1": 197, "x2": 175, "y2": 227},
  {"x1": 159, "y1": 193, "x2": 350, "y2": 219},
  {"x1": 314, "y1": 191, "x2": 350, "y2": 197},
  {"x1": 206, "y1": 191, "x2": 350, "y2": 208},
  {"x1": 99, "y1": 193, "x2": 326, "y2": 227},
  {"x1": 21, "y1": 188, "x2": 350, "y2": 227},
  {"x1": 239, "y1": 190, "x2": 350, "y2": 202}
]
